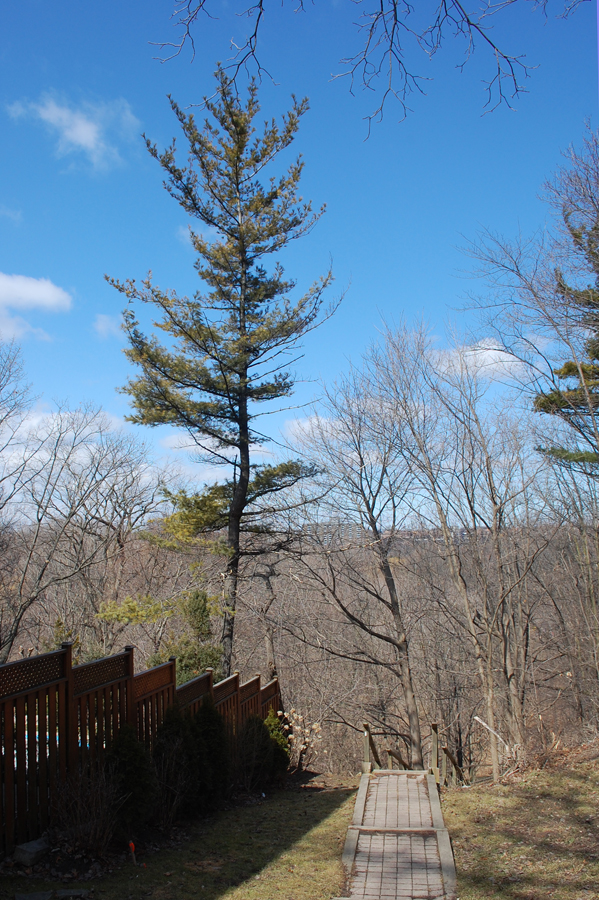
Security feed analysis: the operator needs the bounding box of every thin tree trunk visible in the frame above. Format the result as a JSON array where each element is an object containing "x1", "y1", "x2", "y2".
[{"x1": 265, "y1": 624, "x2": 278, "y2": 680}]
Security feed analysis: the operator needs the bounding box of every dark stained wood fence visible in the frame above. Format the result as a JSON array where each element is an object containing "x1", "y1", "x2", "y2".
[{"x1": 0, "y1": 643, "x2": 281, "y2": 857}]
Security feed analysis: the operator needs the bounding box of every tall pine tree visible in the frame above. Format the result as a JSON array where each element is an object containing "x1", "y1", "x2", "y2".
[
  {"x1": 109, "y1": 70, "x2": 333, "y2": 675},
  {"x1": 534, "y1": 214, "x2": 599, "y2": 468}
]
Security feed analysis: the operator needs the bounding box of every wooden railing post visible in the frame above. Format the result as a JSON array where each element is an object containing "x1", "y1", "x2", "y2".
[
  {"x1": 61, "y1": 642, "x2": 77, "y2": 778},
  {"x1": 441, "y1": 745, "x2": 447, "y2": 785},
  {"x1": 431, "y1": 723, "x2": 439, "y2": 783},
  {"x1": 362, "y1": 724, "x2": 371, "y2": 773},
  {"x1": 363, "y1": 722, "x2": 382, "y2": 771},
  {"x1": 124, "y1": 645, "x2": 135, "y2": 729}
]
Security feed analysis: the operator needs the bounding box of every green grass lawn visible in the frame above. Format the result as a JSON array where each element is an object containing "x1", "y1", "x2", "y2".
[
  {"x1": 442, "y1": 746, "x2": 599, "y2": 900},
  {"x1": 0, "y1": 776, "x2": 358, "y2": 900}
]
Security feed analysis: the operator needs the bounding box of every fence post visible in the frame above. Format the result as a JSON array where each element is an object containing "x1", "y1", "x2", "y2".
[
  {"x1": 61, "y1": 642, "x2": 76, "y2": 778},
  {"x1": 124, "y1": 645, "x2": 135, "y2": 729},
  {"x1": 205, "y1": 667, "x2": 214, "y2": 703},
  {"x1": 169, "y1": 656, "x2": 177, "y2": 708},
  {"x1": 441, "y1": 745, "x2": 447, "y2": 785},
  {"x1": 234, "y1": 671, "x2": 241, "y2": 734},
  {"x1": 431, "y1": 723, "x2": 439, "y2": 783}
]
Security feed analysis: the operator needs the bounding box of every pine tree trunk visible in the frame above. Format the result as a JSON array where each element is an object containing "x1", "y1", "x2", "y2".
[{"x1": 220, "y1": 371, "x2": 250, "y2": 677}]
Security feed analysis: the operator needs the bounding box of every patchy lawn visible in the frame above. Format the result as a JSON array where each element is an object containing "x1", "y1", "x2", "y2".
[
  {"x1": 0, "y1": 775, "x2": 358, "y2": 900},
  {"x1": 442, "y1": 744, "x2": 599, "y2": 900}
]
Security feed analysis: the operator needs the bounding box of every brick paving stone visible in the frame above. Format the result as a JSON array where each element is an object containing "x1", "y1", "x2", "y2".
[{"x1": 343, "y1": 771, "x2": 456, "y2": 900}]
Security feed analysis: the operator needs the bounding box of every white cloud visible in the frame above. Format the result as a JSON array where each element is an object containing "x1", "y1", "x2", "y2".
[
  {"x1": 0, "y1": 205, "x2": 22, "y2": 224},
  {"x1": 0, "y1": 273, "x2": 71, "y2": 311},
  {"x1": 282, "y1": 415, "x2": 324, "y2": 443},
  {"x1": 8, "y1": 94, "x2": 140, "y2": 170},
  {"x1": 94, "y1": 314, "x2": 122, "y2": 340},
  {"x1": 437, "y1": 340, "x2": 524, "y2": 380},
  {"x1": 159, "y1": 432, "x2": 190, "y2": 452},
  {"x1": 461, "y1": 340, "x2": 524, "y2": 377},
  {"x1": 0, "y1": 272, "x2": 72, "y2": 339}
]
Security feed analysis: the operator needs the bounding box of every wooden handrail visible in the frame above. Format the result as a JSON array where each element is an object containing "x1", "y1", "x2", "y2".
[
  {"x1": 360, "y1": 719, "x2": 469, "y2": 782},
  {"x1": 363, "y1": 722, "x2": 382, "y2": 769},
  {"x1": 442, "y1": 745, "x2": 465, "y2": 783},
  {"x1": 386, "y1": 747, "x2": 408, "y2": 770}
]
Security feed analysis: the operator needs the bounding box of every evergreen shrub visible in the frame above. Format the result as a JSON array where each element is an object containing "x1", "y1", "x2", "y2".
[
  {"x1": 153, "y1": 699, "x2": 230, "y2": 824},
  {"x1": 106, "y1": 724, "x2": 158, "y2": 836},
  {"x1": 194, "y1": 695, "x2": 229, "y2": 808},
  {"x1": 265, "y1": 708, "x2": 290, "y2": 779},
  {"x1": 153, "y1": 705, "x2": 199, "y2": 825},
  {"x1": 239, "y1": 714, "x2": 274, "y2": 791}
]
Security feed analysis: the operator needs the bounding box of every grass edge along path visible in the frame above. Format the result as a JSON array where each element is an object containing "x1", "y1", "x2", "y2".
[
  {"x1": 442, "y1": 745, "x2": 599, "y2": 900},
  {"x1": 0, "y1": 776, "x2": 358, "y2": 900}
]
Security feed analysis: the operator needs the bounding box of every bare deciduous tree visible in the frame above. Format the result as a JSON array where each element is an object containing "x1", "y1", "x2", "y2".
[
  {"x1": 159, "y1": 0, "x2": 567, "y2": 120},
  {"x1": 0, "y1": 406, "x2": 167, "y2": 662}
]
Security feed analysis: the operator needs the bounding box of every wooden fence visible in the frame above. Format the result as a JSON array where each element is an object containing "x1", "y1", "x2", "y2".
[{"x1": 0, "y1": 643, "x2": 281, "y2": 857}]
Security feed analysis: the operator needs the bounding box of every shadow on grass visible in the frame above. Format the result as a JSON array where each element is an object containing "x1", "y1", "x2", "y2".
[
  {"x1": 446, "y1": 764, "x2": 599, "y2": 900},
  {"x1": 0, "y1": 778, "x2": 357, "y2": 900}
]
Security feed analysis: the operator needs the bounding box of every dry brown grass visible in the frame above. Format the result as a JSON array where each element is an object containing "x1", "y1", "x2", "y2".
[{"x1": 442, "y1": 743, "x2": 599, "y2": 900}]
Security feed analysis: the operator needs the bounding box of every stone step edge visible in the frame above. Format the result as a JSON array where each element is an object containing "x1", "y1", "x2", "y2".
[{"x1": 346, "y1": 824, "x2": 446, "y2": 834}]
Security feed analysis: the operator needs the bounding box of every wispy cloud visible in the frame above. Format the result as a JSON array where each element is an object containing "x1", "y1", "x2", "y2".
[
  {"x1": 283, "y1": 415, "x2": 327, "y2": 443},
  {"x1": 176, "y1": 225, "x2": 193, "y2": 248},
  {"x1": 94, "y1": 313, "x2": 122, "y2": 340},
  {"x1": 8, "y1": 94, "x2": 140, "y2": 170},
  {"x1": 0, "y1": 272, "x2": 72, "y2": 339},
  {"x1": 0, "y1": 205, "x2": 22, "y2": 224},
  {"x1": 176, "y1": 223, "x2": 220, "y2": 250},
  {"x1": 460, "y1": 340, "x2": 524, "y2": 378}
]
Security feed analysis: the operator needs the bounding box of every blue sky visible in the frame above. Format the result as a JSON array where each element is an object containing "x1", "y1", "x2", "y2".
[{"x1": 0, "y1": 0, "x2": 596, "y2": 475}]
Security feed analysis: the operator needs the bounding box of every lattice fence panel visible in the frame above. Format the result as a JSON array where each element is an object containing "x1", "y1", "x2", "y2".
[
  {"x1": 73, "y1": 653, "x2": 128, "y2": 695},
  {"x1": 0, "y1": 650, "x2": 65, "y2": 701},
  {"x1": 176, "y1": 671, "x2": 212, "y2": 714}
]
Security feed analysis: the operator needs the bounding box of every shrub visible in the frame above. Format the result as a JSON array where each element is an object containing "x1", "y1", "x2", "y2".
[
  {"x1": 194, "y1": 695, "x2": 229, "y2": 808},
  {"x1": 153, "y1": 699, "x2": 229, "y2": 825},
  {"x1": 238, "y1": 714, "x2": 274, "y2": 791},
  {"x1": 283, "y1": 708, "x2": 323, "y2": 772},
  {"x1": 106, "y1": 724, "x2": 158, "y2": 836},
  {"x1": 153, "y1": 705, "x2": 199, "y2": 826},
  {"x1": 265, "y1": 708, "x2": 290, "y2": 779},
  {"x1": 52, "y1": 764, "x2": 122, "y2": 856}
]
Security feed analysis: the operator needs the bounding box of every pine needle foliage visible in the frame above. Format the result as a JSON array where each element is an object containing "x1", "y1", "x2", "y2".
[
  {"x1": 147, "y1": 589, "x2": 223, "y2": 685},
  {"x1": 108, "y1": 69, "x2": 334, "y2": 675},
  {"x1": 534, "y1": 215, "x2": 599, "y2": 468}
]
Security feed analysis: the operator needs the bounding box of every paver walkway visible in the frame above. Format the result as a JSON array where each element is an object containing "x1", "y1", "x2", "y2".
[{"x1": 335, "y1": 770, "x2": 457, "y2": 900}]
